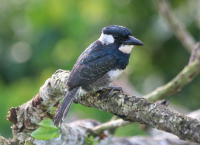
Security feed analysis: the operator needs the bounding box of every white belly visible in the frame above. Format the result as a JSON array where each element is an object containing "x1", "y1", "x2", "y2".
[
  {"x1": 107, "y1": 69, "x2": 123, "y2": 82},
  {"x1": 79, "y1": 69, "x2": 123, "y2": 94}
]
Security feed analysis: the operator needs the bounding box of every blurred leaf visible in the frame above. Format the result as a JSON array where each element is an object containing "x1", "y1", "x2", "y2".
[
  {"x1": 38, "y1": 118, "x2": 54, "y2": 128},
  {"x1": 85, "y1": 136, "x2": 98, "y2": 145},
  {"x1": 31, "y1": 127, "x2": 59, "y2": 140},
  {"x1": 49, "y1": 107, "x2": 56, "y2": 114}
]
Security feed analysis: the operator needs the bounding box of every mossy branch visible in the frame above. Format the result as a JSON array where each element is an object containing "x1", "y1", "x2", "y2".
[
  {"x1": 89, "y1": 43, "x2": 200, "y2": 137},
  {"x1": 4, "y1": 43, "x2": 200, "y2": 144}
]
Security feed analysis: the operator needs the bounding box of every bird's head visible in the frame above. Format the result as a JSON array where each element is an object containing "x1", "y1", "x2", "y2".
[{"x1": 99, "y1": 25, "x2": 143, "y2": 54}]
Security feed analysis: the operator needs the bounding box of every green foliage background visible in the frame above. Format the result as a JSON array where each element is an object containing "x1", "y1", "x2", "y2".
[{"x1": 0, "y1": 0, "x2": 199, "y2": 138}]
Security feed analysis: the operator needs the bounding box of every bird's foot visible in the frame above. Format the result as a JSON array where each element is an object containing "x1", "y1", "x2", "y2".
[{"x1": 108, "y1": 87, "x2": 124, "y2": 97}]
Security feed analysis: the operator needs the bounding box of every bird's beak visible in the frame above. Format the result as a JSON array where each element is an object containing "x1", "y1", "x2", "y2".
[{"x1": 122, "y1": 36, "x2": 144, "y2": 45}]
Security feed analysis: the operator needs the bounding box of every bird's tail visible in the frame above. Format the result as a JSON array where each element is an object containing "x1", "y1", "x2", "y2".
[{"x1": 53, "y1": 87, "x2": 79, "y2": 127}]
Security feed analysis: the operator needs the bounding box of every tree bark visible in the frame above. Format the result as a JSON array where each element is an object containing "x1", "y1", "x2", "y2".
[{"x1": 4, "y1": 67, "x2": 200, "y2": 144}]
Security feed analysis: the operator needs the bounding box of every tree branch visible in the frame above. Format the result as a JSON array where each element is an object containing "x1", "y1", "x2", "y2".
[
  {"x1": 144, "y1": 43, "x2": 200, "y2": 102},
  {"x1": 33, "y1": 119, "x2": 100, "y2": 145},
  {"x1": 89, "y1": 100, "x2": 170, "y2": 136},
  {"x1": 153, "y1": 0, "x2": 196, "y2": 52},
  {"x1": 5, "y1": 43, "x2": 200, "y2": 144},
  {"x1": 73, "y1": 86, "x2": 200, "y2": 143},
  {"x1": 89, "y1": 43, "x2": 200, "y2": 136},
  {"x1": 88, "y1": 119, "x2": 130, "y2": 136},
  {"x1": 1, "y1": 119, "x2": 101, "y2": 145},
  {"x1": 111, "y1": 136, "x2": 200, "y2": 145},
  {"x1": 5, "y1": 66, "x2": 200, "y2": 143}
]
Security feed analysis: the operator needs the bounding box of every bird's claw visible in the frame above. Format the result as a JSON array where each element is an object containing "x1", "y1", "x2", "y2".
[{"x1": 108, "y1": 87, "x2": 124, "y2": 97}]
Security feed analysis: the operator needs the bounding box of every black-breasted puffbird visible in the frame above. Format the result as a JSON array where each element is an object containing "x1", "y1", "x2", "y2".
[{"x1": 53, "y1": 25, "x2": 143, "y2": 126}]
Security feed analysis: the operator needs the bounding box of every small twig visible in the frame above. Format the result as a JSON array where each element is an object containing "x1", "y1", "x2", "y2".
[
  {"x1": 189, "y1": 43, "x2": 200, "y2": 64},
  {"x1": 144, "y1": 42, "x2": 200, "y2": 102},
  {"x1": 88, "y1": 119, "x2": 130, "y2": 136},
  {"x1": 153, "y1": 0, "x2": 196, "y2": 52},
  {"x1": 144, "y1": 57, "x2": 200, "y2": 102}
]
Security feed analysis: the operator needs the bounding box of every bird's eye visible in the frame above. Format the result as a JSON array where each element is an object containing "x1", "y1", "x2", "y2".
[{"x1": 113, "y1": 35, "x2": 119, "y2": 39}]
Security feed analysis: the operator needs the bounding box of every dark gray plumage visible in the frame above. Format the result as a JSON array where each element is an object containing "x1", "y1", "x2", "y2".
[{"x1": 53, "y1": 25, "x2": 143, "y2": 126}]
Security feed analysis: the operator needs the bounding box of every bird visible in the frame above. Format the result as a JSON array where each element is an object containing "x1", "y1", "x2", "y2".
[{"x1": 53, "y1": 25, "x2": 143, "y2": 126}]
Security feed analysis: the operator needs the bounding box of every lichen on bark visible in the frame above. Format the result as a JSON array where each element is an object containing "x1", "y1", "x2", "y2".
[{"x1": 5, "y1": 67, "x2": 200, "y2": 144}]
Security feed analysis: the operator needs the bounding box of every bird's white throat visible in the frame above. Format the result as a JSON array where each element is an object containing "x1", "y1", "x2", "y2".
[
  {"x1": 98, "y1": 33, "x2": 114, "y2": 45},
  {"x1": 118, "y1": 44, "x2": 134, "y2": 54},
  {"x1": 99, "y1": 33, "x2": 134, "y2": 54}
]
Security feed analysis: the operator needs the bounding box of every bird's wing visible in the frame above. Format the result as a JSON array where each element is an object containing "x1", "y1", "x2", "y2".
[{"x1": 67, "y1": 53, "x2": 117, "y2": 89}]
